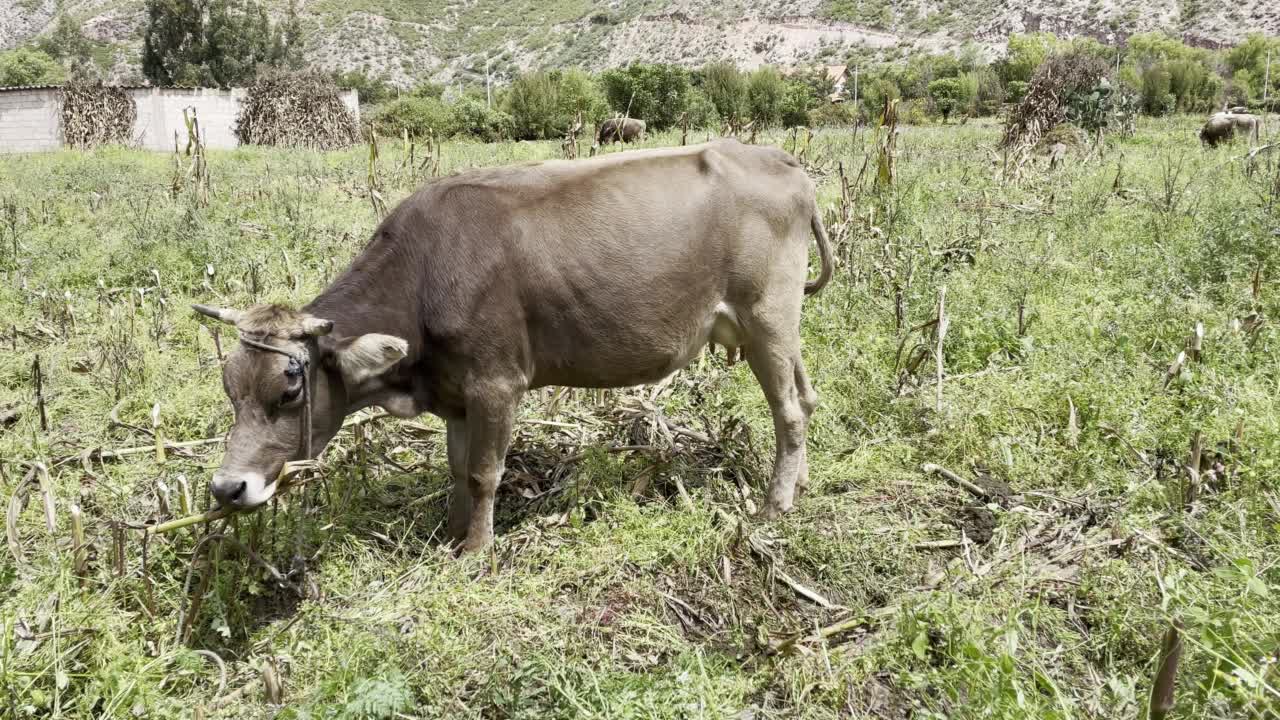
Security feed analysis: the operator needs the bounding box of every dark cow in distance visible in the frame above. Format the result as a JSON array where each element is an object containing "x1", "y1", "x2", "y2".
[
  {"x1": 193, "y1": 139, "x2": 834, "y2": 553},
  {"x1": 1200, "y1": 110, "x2": 1261, "y2": 147},
  {"x1": 597, "y1": 117, "x2": 646, "y2": 144}
]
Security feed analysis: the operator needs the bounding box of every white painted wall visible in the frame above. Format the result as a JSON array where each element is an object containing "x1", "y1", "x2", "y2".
[
  {"x1": 0, "y1": 88, "x2": 62, "y2": 153},
  {"x1": 0, "y1": 86, "x2": 360, "y2": 154}
]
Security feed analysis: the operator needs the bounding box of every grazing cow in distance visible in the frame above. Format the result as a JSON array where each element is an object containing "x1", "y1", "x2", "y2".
[
  {"x1": 1200, "y1": 111, "x2": 1261, "y2": 147},
  {"x1": 193, "y1": 139, "x2": 834, "y2": 554},
  {"x1": 597, "y1": 117, "x2": 646, "y2": 144}
]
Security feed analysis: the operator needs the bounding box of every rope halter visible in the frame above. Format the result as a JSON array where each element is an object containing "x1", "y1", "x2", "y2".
[{"x1": 238, "y1": 335, "x2": 315, "y2": 462}]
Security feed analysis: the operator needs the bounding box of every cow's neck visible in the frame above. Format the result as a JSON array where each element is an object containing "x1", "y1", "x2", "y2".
[{"x1": 304, "y1": 245, "x2": 430, "y2": 421}]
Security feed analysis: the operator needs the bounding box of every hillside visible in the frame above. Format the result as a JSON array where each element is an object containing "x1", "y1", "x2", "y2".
[{"x1": 2, "y1": 0, "x2": 1278, "y2": 86}]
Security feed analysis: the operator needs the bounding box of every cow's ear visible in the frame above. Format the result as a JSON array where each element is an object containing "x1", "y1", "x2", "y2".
[{"x1": 331, "y1": 334, "x2": 408, "y2": 385}]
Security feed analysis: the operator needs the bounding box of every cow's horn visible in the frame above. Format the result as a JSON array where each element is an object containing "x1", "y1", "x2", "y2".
[
  {"x1": 299, "y1": 316, "x2": 334, "y2": 337},
  {"x1": 192, "y1": 304, "x2": 242, "y2": 326}
]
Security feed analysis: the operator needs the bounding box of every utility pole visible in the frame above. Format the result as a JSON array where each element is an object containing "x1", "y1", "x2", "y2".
[
  {"x1": 485, "y1": 57, "x2": 492, "y2": 109},
  {"x1": 1264, "y1": 48, "x2": 1272, "y2": 138},
  {"x1": 852, "y1": 64, "x2": 859, "y2": 107},
  {"x1": 1264, "y1": 48, "x2": 1272, "y2": 109}
]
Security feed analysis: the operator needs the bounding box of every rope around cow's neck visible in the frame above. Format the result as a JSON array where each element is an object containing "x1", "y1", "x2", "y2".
[{"x1": 238, "y1": 335, "x2": 314, "y2": 462}]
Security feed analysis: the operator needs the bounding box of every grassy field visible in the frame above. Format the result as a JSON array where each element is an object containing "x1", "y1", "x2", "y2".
[{"x1": 1, "y1": 118, "x2": 1279, "y2": 719}]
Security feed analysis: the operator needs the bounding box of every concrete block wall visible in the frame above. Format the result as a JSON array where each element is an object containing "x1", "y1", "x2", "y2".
[
  {"x1": 0, "y1": 87, "x2": 361, "y2": 154},
  {"x1": 0, "y1": 89, "x2": 62, "y2": 153},
  {"x1": 128, "y1": 87, "x2": 248, "y2": 151}
]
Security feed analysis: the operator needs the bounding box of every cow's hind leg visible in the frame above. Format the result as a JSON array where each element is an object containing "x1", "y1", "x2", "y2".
[
  {"x1": 461, "y1": 381, "x2": 521, "y2": 554},
  {"x1": 793, "y1": 359, "x2": 818, "y2": 498},
  {"x1": 746, "y1": 329, "x2": 815, "y2": 519},
  {"x1": 445, "y1": 418, "x2": 471, "y2": 545}
]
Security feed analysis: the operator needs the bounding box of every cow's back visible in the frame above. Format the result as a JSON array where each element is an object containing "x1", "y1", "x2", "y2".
[{"x1": 387, "y1": 140, "x2": 816, "y2": 392}]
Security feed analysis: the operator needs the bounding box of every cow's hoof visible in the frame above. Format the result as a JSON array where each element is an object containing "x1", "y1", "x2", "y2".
[
  {"x1": 758, "y1": 502, "x2": 792, "y2": 520},
  {"x1": 458, "y1": 537, "x2": 492, "y2": 556}
]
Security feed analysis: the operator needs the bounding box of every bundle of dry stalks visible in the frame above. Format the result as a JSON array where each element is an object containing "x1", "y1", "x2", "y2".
[
  {"x1": 60, "y1": 81, "x2": 136, "y2": 149},
  {"x1": 1001, "y1": 51, "x2": 1110, "y2": 150},
  {"x1": 235, "y1": 71, "x2": 359, "y2": 149}
]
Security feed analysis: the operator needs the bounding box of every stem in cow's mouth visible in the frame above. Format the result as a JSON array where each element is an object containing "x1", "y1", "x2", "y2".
[{"x1": 144, "y1": 507, "x2": 232, "y2": 535}]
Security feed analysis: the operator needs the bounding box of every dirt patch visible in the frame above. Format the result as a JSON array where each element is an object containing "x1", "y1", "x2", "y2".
[{"x1": 958, "y1": 502, "x2": 997, "y2": 544}]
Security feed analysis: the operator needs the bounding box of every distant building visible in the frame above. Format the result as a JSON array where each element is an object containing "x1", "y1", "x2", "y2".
[
  {"x1": 824, "y1": 65, "x2": 850, "y2": 103},
  {"x1": 0, "y1": 85, "x2": 360, "y2": 154}
]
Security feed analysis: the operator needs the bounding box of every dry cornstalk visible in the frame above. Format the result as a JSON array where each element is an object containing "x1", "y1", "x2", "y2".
[
  {"x1": 70, "y1": 504, "x2": 86, "y2": 578},
  {"x1": 177, "y1": 475, "x2": 193, "y2": 516},
  {"x1": 1184, "y1": 431, "x2": 1202, "y2": 508},
  {"x1": 262, "y1": 658, "x2": 283, "y2": 704},
  {"x1": 1163, "y1": 351, "x2": 1186, "y2": 389},
  {"x1": 921, "y1": 463, "x2": 990, "y2": 500},
  {"x1": 33, "y1": 355, "x2": 47, "y2": 433},
  {"x1": 144, "y1": 461, "x2": 316, "y2": 535},
  {"x1": 1066, "y1": 397, "x2": 1080, "y2": 449},
  {"x1": 152, "y1": 402, "x2": 165, "y2": 464},
  {"x1": 1149, "y1": 621, "x2": 1183, "y2": 720},
  {"x1": 934, "y1": 286, "x2": 948, "y2": 412}
]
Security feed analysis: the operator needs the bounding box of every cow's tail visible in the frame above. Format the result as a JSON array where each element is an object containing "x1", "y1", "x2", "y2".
[{"x1": 805, "y1": 212, "x2": 834, "y2": 296}]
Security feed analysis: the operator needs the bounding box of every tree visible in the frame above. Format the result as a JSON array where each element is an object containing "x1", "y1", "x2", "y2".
[
  {"x1": 927, "y1": 77, "x2": 964, "y2": 121},
  {"x1": 599, "y1": 64, "x2": 693, "y2": 131},
  {"x1": 0, "y1": 48, "x2": 65, "y2": 87},
  {"x1": 502, "y1": 69, "x2": 604, "y2": 140},
  {"x1": 333, "y1": 69, "x2": 395, "y2": 105},
  {"x1": 997, "y1": 33, "x2": 1059, "y2": 84},
  {"x1": 280, "y1": 0, "x2": 304, "y2": 69},
  {"x1": 780, "y1": 79, "x2": 819, "y2": 127},
  {"x1": 746, "y1": 66, "x2": 785, "y2": 128},
  {"x1": 701, "y1": 61, "x2": 746, "y2": 123},
  {"x1": 142, "y1": 0, "x2": 207, "y2": 86},
  {"x1": 142, "y1": 0, "x2": 295, "y2": 87},
  {"x1": 37, "y1": 14, "x2": 93, "y2": 68},
  {"x1": 203, "y1": 0, "x2": 279, "y2": 86}
]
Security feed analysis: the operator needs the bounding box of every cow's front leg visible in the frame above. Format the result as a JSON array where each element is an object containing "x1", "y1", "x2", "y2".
[
  {"x1": 460, "y1": 383, "x2": 520, "y2": 554},
  {"x1": 445, "y1": 418, "x2": 471, "y2": 545}
]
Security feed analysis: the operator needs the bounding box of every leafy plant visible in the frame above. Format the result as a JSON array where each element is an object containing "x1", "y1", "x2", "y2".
[
  {"x1": 0, "y1": 48, "x2": 64, "y2": 87},
  {"x1": 599, "y1": 63, "x2": 694, "y2": 131}
]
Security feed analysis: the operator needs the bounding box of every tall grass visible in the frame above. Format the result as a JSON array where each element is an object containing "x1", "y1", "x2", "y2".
[{"x1": 1, "y1": 118, "x2": 1278, "y2": 718}]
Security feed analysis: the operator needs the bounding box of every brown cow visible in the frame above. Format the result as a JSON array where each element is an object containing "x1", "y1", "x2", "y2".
[
  {"x1": 597, "y1": 117, "x2": 646, "y2": 144},
  {"x1": 1200, "y1": 111, "x2": 1261, "y2": 147},
  {"x1": 193, "y1": 139, "x2": 833, "y2": 553}
]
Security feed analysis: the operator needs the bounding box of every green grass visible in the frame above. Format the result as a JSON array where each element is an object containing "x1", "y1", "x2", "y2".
[{"x1": 2, "y1": 118, "x2": 1280, "y2": 718}]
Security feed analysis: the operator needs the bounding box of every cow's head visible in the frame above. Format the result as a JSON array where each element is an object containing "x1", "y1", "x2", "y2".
[{"x1": 194, "y1": 303, "x2": 408, "y2": 510}]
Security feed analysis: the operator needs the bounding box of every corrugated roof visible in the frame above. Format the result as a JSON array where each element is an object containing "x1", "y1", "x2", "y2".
[{"x1": 0, "y1": 84, "x2": 252, "y2": 93}]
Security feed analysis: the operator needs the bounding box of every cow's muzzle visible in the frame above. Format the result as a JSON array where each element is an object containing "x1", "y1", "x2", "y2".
[{"x1": 210, "y1": 470, "x2": 275, "y2": 509}]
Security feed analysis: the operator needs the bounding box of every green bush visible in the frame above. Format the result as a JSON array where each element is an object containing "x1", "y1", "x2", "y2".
[
  {"x1": 807, "y1": 101, "x2": 860, "y2": 127},
  {"x1": 997, "y1": 32, "x2": 1059, "y2": 84},
  {"x1": 700, "y1": 61, "x2": 747, "y2": 123},
  {"x1": 927, "y1": 77, "x2": 965, "y2": 121},
  {"x1": 964, "y1": 68, "x2": 1005, "y2": 115},
  {"x1": 411, "y1": 81, "x2": 445, "y2": 100},
  {"x1": 1006, "y1": 80, "x2": 1028, "y2": 103},
  {"x1": 0, "y1": 48, "x2": 64, "y2": 87},
  {"x1": 746, "y1": 66, "x2": 786, "y2": 129},
  {"x1": 600, "y1": 64, "x2": 693, "y2": 131},
  {"x1": 781, "y1": 79, "x2": 820, "y2": 127},
  {"x1": 502, "y1": 69, "x2": 605, "y2": 141},
  {"x1": 860, "y1": 77, "x2": 900, "y2": 118},
  {"x1": 1139, "y1": 65, "x2": 1173, "y2": 115},
  {"x1": 683, "y1": 87, "x2": 719, "y2": 129},
  {"x1": 333, "y1": 69, "x2": 396, "y2": 106},
  {"x1": 504, "y1": 72, "x2": 559, "y2": 139},
  {"x1": 371, "y1": 96, "x2": 457, "y2": 138},
  {"x1": 450, "y1": 97, "x2": 512, "y2": 142}
]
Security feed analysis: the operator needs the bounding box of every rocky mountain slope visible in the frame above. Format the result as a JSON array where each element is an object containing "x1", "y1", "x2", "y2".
[{"x1": 3, "y1": 0, "x2": 1278, "y2": 86}]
